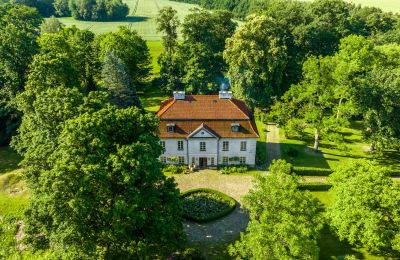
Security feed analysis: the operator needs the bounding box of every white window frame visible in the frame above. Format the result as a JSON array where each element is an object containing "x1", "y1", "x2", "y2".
[
  {"x1": 160, "y1": 141, "x2": 165, "y2": 151},
  {"x1": 200, "y1": 142, "x2": 206, "y2": 151},
  {"x1": 222, "y1": 157, "x2": 229, "y2": 164},
  {"x1": 177, "y1": 140, "x2": 184, "y2": 151},
  {"x1": 160, "y1": 156, "x2": 166, "y2": 163},
  {"x1": 222, "y1": 141, "x2": 229, "y2": 151},
  {"x1": 178, "y1": 156, "x2": 185, "y2": 164},
  {"x1": 211, "y1": 157, "x2": 215, "y2": 165},
  {"x1": 240, "y1": 141, "x2": 247, "y2": 151},
  {"x1": 239, "y1": 156, "x2": 246, "y2": 164}
]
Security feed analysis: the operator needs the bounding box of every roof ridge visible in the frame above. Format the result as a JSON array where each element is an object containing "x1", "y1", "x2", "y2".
[{"x1": 156, "y1": 99, "x2": 175, "y2": 117}]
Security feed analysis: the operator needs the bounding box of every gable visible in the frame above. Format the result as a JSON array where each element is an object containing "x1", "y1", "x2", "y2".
[{"x1": 190, "y1": 129, "x2": 215, "y2": 138}]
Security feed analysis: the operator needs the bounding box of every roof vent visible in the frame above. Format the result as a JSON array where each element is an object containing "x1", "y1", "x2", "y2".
[
  {"x1": 219, "y1": 91, "x2": 232, "y2": 99},
  {"x1": 173, "y1": 91, "x2": 185, "y2": 100}
]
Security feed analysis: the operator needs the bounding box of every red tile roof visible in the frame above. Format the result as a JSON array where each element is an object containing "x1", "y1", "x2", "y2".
[
  {"x1": 156, "y1": 95, "x2": 251, "y2": 120},
  {"x1": 156, "y1": 95, "x2": 259, "y2": 138}
]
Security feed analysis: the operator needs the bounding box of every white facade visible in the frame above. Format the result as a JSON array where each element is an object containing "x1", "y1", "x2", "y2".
[{"x1": 160, "y1": 134, "x2": 257, "y2": 167}]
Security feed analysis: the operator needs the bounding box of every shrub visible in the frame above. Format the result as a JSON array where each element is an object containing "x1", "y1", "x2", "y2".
[
  {"x1": 181, "y1": 188, "x2": 236, "y2": 222},
  {"x1": 220, "y1": 165, "x2": 248, "y2": 174},
  {"x1": 298, "y1": 182, "x2": 332, "y2": 191},
  {"x1": 162, "y1": 164, "x2": 187, "y2": 174},
  {"x1": 180, "y1": 247, "x2": 205, "y2": 259},
  {"x1": 293, "y1": 167, "x2": 333, "y2": 176}
]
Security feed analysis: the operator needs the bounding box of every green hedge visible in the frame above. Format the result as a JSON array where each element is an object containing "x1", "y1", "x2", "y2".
[
  {"x1": 180, "y1": 188, "x2": 236, "y2": 223},
  {"x1": 298, "y1": 182, "x2": 332, "y2": 191},
  {"x1": 293, "y1": 167, "x2": 333, "y2": 176},
  {"x1": 220, "y1": 165, "x2": 248, "y2": 174}
]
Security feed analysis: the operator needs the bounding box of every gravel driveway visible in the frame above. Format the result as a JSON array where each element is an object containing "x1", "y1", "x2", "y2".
[{"x1": 172, "y1": 170, "x2": 253, "y2": 245}]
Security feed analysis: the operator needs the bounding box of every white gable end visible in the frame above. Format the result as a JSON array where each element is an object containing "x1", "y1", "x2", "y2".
[{"x1": 190, "y1": 129, "x2": 215, "y2": 138}]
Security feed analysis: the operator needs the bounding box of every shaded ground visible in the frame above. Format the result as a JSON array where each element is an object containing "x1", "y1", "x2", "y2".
[
  {"x1": 174, "y1": 170, "x2": 253, "y2": 245},
  {"x1": 266, "y1": 123, "x2": 281, "y2": 165}
]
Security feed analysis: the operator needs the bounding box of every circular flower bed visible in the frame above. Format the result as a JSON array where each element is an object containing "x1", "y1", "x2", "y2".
[{"x1": 181, "y1": 188, "x2": 236, "y2": 222}]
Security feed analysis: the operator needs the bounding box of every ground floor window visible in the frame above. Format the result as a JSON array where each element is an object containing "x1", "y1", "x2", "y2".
[
  {"x1": 222, "y1": 157, "x2": 229, "y2": 164},
  {"x1": 192, "y1": 157, "x2": 195, "y2": 164},
  {"x1": 239, "y1": 156, "x2": 246, "y2": 164},
  {"x1": 211, "y1": 157, "x2": 215, "y2": 165},
  {"x1": 178, "y1": 156, "x2": 185, "y2": 164},
  {"x1": 160, "y1": 156, "x2": 166, "y2": 163}
]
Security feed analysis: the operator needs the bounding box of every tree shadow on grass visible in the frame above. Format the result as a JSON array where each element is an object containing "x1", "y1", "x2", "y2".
[
  {"x1": 318, "y1": 225, "x2": 364, "y2": 260},
  {"x1": 121, "y1": 16, "x2": 149, "y2": 23},
  {"x1": 0, "y1": 147, "x2": 22, "y2": 175},
  {"x1": 280, "y1": 143, "x2": 331, "y2": 169}
]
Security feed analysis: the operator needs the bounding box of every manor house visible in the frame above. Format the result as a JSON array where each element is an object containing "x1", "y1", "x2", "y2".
[{"x1": 156, "y1": 91, "x2": 259, "y2": 167}]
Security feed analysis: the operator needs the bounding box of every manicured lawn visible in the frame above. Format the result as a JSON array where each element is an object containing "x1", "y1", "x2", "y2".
[
  {"x1": 54, "y1": 0, "x2": 200, "y2": 38},
  {"x1": 280, "y1": 121, "x2": 400, "y2": 173},
  {"x1": 147, "y1": 41, "x2": 164, "y2": 75},
  {"x1": 138, "y1": 87, "x2": 167, "y2": 112},
  {"x1": 255, "y1": 118, "x2": 267, "y2": 167}
]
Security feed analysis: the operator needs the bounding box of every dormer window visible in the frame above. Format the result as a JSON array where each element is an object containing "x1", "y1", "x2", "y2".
[
  {"x1": 231, "y1": 123, "x2": 240, "y2": 132},
  {"x1": 167, "y1": 123, "x2": 175, "y2": 133}
]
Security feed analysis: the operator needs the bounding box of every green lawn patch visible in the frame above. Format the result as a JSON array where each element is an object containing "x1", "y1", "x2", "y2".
[
  {"x1": 0, "y1": 147, "x2": 21, "y2": 175},
  {"x1": 255, "y1": 117, "x2": 267, "y2": 167},
  {"x1": 280, "y1": 121, "x2": 400, "y2": 175},
  {"x1": 147, "y1": 41, "x2": 164, "y2": 75},
  {"x1": 138, "y1": 87, "x2": 167, "y2": 112},
  {"x1": 181, "y1": 188, "x2": 236, "y2": 222}
]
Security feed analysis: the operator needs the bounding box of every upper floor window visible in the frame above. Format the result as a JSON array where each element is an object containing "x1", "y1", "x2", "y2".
[
  {"x1": 222, "y1": 141, "x2": 229, "y2": 151},
  {"x1": 177, "y1": 140, "x2": 184, "y2": 151},
  {"x1": 231, "y1": 123, "x2": 240, "y2": 132},
  {"x1": 200, "y1": 142, "x2": 206, "y2": 151},
  {"x1": 167, "y1": 123, "x2": 175, "y2": 133},
  {"x1": 240, "y1": 141, "x2": 247, "y2": 151},
  {"x1": 160, "y1": 141, "x2": 165, "y2": 151}
]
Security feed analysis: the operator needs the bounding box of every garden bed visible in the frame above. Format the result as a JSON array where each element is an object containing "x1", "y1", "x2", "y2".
[{"x1": 181, "y1": 188, "x2": 236, "y2": 223}]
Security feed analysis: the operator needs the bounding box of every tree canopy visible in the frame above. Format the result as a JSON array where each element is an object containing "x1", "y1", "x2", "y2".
[
  {"x1": 230, "y1": 160, "x2": 323, "y2": 259},
  {"x1": 328, "y1": 160, "x2": 400, "y2": 255}
]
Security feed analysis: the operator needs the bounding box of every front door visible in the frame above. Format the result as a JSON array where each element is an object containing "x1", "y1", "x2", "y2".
[{"x1": 199, "y1": 157, "x2": 207, "y2": 168}]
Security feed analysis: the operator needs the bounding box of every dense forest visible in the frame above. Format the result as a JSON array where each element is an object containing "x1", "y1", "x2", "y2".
[{"x1": 1, "y1": 0, "x2": 400, "y2": 258}]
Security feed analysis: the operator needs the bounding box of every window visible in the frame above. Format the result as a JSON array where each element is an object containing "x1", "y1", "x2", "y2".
[
  {"x1": 231, "y1": 123, "x2": 240, "y2": 132},
  {"x1": 240, "y1": 141, "x2": 247, "y2": 151},
  {"x1": 239, "y1": 157, "x2": 246, "y2": 164},
  {"x1": 160, "y1": 141, "x2": 165, "y2": 151},
  {"x1": 160, "y1": 156, "x2": 166, "y2": 163},
  {"x1": 222, "y1": 141, "x2": 229, "y2": 151},
  {"x1": 211, "y1": 157, "x2": 215, "y2": 165},
  {"x1": 178, "y1": 156, "x2": 185, "y2": 164},
  {"x1": 222, "y1": 157, "x2": 229, "y2": 164},
  {"x1": 192, "y1": 157, "x2": 195, "y2": 164},
  {"x1": 167, "y1": 124, "x2": 175, "y2": 133},
  {"x1": 177, "y1": 140, "x2": 184, "y2": 151},
  {"x1": 200, "y1": 142, "x2": 206, "y2": 151}
]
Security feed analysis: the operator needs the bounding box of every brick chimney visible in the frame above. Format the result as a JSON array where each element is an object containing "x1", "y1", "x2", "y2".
[
  {"x1": 173, "y1": 91, "x2": 185, "y2": 100},
  {"x1": 219, "y1": 91, "x2": 232, "y2": 99}
]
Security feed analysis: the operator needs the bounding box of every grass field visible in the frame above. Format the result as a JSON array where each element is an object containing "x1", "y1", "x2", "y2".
[
  {"x1": 306, "y1": 0, "x2": 400, "y2": 13},
  {"x1": 56, "y1": 0, "x2": 200, "y2": 38}
]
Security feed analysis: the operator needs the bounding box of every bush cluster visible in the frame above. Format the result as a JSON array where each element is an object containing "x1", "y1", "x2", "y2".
[
  {"x1": 220, "y1": 165, "x2": 248, "y2": 174},
  {"x1": 162, "y1": 164, "x2": 187, "y2": 174},
  {"x1": 293, "y1": 166, "x2": 333, "y2": 176},
  {"x1": 181, "y1": 188, "x2": 236, "y2": 222}
]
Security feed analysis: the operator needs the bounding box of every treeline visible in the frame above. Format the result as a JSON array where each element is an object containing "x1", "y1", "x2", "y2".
[
  {"x1": 157, "y1": 0, "x2": 400, "y2": 152},
  {"x1": 1, "y1": 0, "x2": 129, "y2": 20}
]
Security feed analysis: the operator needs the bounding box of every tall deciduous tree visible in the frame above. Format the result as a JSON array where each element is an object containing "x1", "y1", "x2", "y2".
[
  {"x1": 180, "y1": 9, "x2": 237, "y2": 93},
  {"x1": 230, "y1": 160, "x2": 323, "y2": 259},
  {"x1": 328, "y1": 160, "x2": 400, "y2": 254},
  {"x1": 101, "y1": 50, "x2": 141, "y2": 108},
  {"x1": 224, "y1": 15, "x2": 287, "y2": 108},
  {"x1": 96, "y1": 26, "x2": 150, "y2": 87},
  {"x1": 0, "y1": 4, "x2": 42, "y2": 145},
  {"x1": 156, "y1": 6, "x2": 183, "y2": 93},
  {"x1": 21, "y1": 103, "x2": 184, "y2": 258}
]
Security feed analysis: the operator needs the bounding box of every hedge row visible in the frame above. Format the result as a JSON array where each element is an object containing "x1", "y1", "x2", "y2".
[
  {"x1": 180, "y1": 188, "x2": 236, "y2": 223},
  {"x1": 293, "y1": 167, "x2": 333, "y2": 176},
  {"x1": 298, "y1": 182, "x2": 332, "y2": 191}
]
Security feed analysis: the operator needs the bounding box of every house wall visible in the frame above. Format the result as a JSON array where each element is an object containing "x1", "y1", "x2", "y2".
[
  {"x1": 218, "y1": 138, "x2": 257, "y2": 166},
  {"x1": 160, "y1": 137, "x2": 257, "y2": 167}
]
